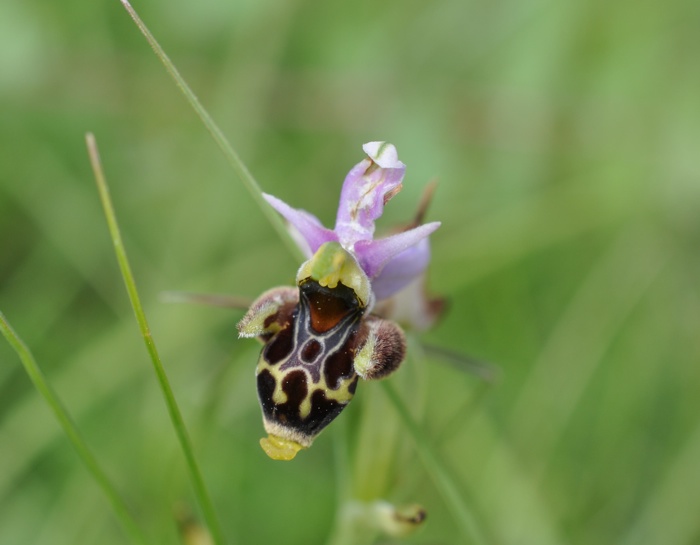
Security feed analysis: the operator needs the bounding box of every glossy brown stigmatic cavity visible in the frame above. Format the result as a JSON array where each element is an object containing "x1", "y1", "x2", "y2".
[{"x1": 255, "y1": 280, "x2": 365, "y2": 447}]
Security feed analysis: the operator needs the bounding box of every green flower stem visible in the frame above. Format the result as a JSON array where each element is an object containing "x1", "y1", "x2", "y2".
[
  {"x1": 118, "y1": 0, "x2": 305, "y2": 264},
  {"x1": 327, "y1": 395, "x2": 392, "y2": 545},
  {"x1": 86, "y1": 134, "x2": 226, "y2": 545},
  {"x1": 328, "y1": 420, "x2": 378, "y2": 545},
  {"x1": 351, "y1": 381, "x2": 401, "y2": 501},
  {"x1": 381, "y1": 381, "x2": 491, "y2": 545},
  {"x1": 0, "y1": 311, "x2": 149, "y2": 545}
]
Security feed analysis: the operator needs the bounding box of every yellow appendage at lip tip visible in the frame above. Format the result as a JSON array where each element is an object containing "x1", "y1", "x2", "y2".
[{"x1": 259, "y1": 434, "x2": 305, "y2": 461}]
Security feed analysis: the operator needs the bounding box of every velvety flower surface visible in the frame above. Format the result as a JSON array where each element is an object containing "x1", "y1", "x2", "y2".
[{"x1": 263, "y1": 142, "x2": 440, "y2": 301}]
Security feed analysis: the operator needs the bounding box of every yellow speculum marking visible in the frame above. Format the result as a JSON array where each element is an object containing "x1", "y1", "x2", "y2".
[
  {"x1": 299, "y1": 375, "x2": 356, "y2": 420},
  {"x1": 299, "y1": 395, "x2": 312, "y2": 419},
  {"x1": 318, "y1": 373, "x2": 356, "y2": 404},
  {"x1": 257, "y1": 357, "x2": 356, "y2": 420},
  {"x1": 272, "y1": 384, "x2": 287, "y2": 405},
  {"x1": 256, "y1": 359, "x2": 290, "y2": 405}
]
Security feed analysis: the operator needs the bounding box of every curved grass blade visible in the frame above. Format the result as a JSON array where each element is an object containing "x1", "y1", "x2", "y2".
[
  {"x1": 0, "y1": 311, "x2": 150, "y2": 545},
  {"x1": 86, "y1": 133, "x2": 226, "y2": 545},
  {"x1": 381, "y1": 381, "x2": 492, "y2": 545},
  {"x1": 118, "y1": 0, "x2": 304, "y2": 264}
]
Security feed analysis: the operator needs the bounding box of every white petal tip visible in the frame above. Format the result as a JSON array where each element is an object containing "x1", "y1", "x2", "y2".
[{"x1": 362, "y1": 142, "x2": 404, "y2": 169}]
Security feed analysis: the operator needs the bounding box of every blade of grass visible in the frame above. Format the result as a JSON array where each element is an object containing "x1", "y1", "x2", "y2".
[
  {"x1": 619, "y1": 413, "x2": 700, "y2": 545},
  {"x1": 0, "y1": 311, "x2": 149, "y2": 545},
  {"x1": 508, "y1": 227, "x2": 666, "y2": 475},
  {"x1": 117, "y1": 0, "x2": 304, "y2": 264},
  {"x1": 619, "y1": 276, "x2": 700, "y2": 545},
  {"x1": 85, "y1": 133, "x2": 226, "y2": 545},
  {"x1": 381, "y1": 381, "x2": 491, "y2": 545}
]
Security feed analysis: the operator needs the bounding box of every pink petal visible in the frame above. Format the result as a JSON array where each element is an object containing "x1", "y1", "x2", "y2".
[
  {"x1": 354, "y1": 222, "x2": 441, "y2": 280},
  {"x1": 370, "y1": 238, "x2": 431, "y2": 300},
  {"x1": 334, "y1": 142, "x2": 406, "y2": 249},
  {"x1": 263, "y1": 193, "x2": 337, "y2": 257}
]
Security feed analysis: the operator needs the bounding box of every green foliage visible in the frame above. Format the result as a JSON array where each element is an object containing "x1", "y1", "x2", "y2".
[{"x1": 1, "y1": 0, "x2": 699, "y2": 543}]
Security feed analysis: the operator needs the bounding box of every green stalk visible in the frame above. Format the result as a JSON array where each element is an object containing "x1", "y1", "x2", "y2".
[
  {"x1": 86, "y1": 134, "x2": 226, "y2": 545},
  {"x1": 117, "y1": 0, "x2": 304, "y2": 264},
  {"x1": 381, "y1": 381, "x2": 491, "y2": 545},
  {"x1": 0, "y1": 311, "x2": 149, "y2": 545},
  {"x1": 351, "y1": 382, "x2": 401, "y2": 501}
]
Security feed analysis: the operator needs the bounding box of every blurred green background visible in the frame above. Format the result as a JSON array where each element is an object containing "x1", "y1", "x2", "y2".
[{"x1": 1, "y1": 0, "x2": 699, "y2": 543}]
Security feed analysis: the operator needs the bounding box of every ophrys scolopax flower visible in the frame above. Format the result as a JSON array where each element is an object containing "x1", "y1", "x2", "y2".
[{"x1": 237, "y1": 142, "x2": 441, "y2": 460}]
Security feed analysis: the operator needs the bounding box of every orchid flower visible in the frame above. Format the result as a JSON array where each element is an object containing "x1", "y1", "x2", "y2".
[
  {"x1": 263, "y1": 142, "x2": 441, "y2": 302},
  {"x1": 238, "y1": 142, "x2": 443, "y2": 460}
]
